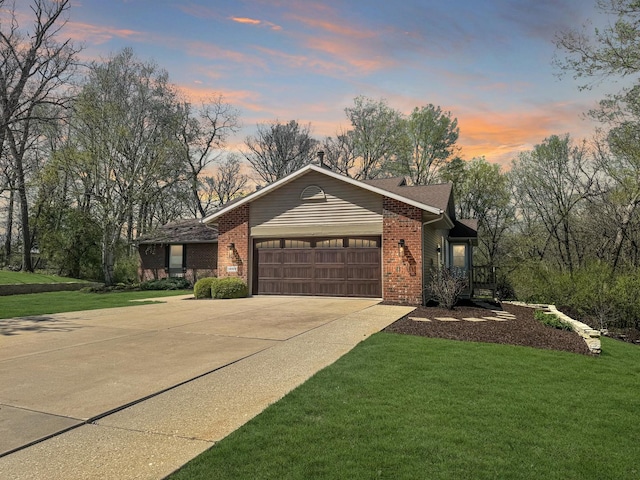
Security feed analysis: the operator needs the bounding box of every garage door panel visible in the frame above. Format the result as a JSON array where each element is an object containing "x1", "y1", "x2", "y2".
[
  {"x1": 315, "y1": 281, "x2": 348, "y2": 296},
  {"x1": 283, "y1": 266, "x2": 314, "y2": 279},
  {"x1": 281, "y1": 281, "x2": 314, "y2": 295},
  {"x1": 347, "y1": 266, "x2": 380, "y2": 280},
  {"x1": 256, "y1": 239, "x2": 381, "y2": 297}
]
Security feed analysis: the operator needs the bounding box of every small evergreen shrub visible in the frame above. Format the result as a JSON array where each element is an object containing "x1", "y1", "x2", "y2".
[
  {"x1": 211, "y1": 277, "x2": 248, "y2": 299},
  {"x1": 534, "y1": 310, "x2": 573, "y2": 331},
  {"x1": 194, "y1": 277, "x2": 218, "y2": 299},
  {"x1": 140, "y1": 277, "x2": 191, "y2": 291}
]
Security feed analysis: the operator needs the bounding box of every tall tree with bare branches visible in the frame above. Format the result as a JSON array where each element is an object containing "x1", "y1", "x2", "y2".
[{"x1": 0, "y1": 0, "x2": 78, "y2": 271}]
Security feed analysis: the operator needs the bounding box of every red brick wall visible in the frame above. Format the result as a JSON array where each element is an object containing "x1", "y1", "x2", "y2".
[
  {"x1": 186, "y1": 243, "x2": 218, "y2": 269},
  {"x1": 217, "y1": 204, "x2": 250, "y2": 282},
  {"x1": 382, "y1": 197, "x2": 423, "y2": 305},
  {"x1": 139, "y1": 244, "x2": 166, "y2": 270}
]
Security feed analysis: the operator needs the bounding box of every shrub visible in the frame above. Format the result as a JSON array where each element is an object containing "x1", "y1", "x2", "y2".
[
  {"x1": 194, "y1": 277, "x2": 218, "y2": 299},
  {"x1": 509, "y1": 261, "x2": 575, "y2": 305},
  {"x1": 113, "y1": 253, "x2": 139, "y2": 285},
  {"x1": 534, "y1": 309, "x2": 573, "y2": 331},
  {"x1": 140, "y1": 277, "x2": 191, "y2": 291},
  {"x1": 211, "y1": 277, "x2": 248, "y2": 299},
  {"x1": 611, "y1": 272, "x2": 640, "y2": 330},
  {"x1": 425, "y1": 267, "x2": 467, "y2": 309}
]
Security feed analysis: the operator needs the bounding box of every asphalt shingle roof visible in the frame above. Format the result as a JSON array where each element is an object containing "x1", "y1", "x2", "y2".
[
  {"x1": 137, "y1": 219, "x2": 218, "y2": 244},
  {"x1": 362, "y1": 177, "x2": 453, "y2": 213}
]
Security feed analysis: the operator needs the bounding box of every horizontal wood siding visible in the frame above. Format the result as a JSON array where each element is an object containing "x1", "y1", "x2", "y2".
[
  {"x1": 250, "y1": 171, "x2": 382, "y2": 237},
  {"x1": 422, "y1": 225, "x2": 439, "y2": 270}
]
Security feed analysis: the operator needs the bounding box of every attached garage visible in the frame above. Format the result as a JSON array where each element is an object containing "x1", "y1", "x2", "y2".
[
  {"x1": 253, "y1": 237, "x2": 381, "y2": 297},
  {"x1": 204, "y1": 164, "x2": 478, "y2": 305}
]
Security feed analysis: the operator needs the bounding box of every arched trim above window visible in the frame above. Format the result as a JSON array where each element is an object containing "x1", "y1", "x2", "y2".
[{"x1": 300, "y1": 185, "x2": 326, "y2": 201}]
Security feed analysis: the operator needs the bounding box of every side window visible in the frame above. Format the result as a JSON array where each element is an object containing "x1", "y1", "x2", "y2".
[
  {"x1": 283, "y1": 239, "x2": 311, "y2": 248},
  {"x1": 255, "y1": 239, "x2": 281, "y2": 249},
  {"x1": 316, "y1": 238, "x2": 344, "y2": 248},
  {"x1": 347, "y1": 238, "x2": 378, "y2": 248},
  {"x1": 168, "y1": 244, "x2": 185, "y2": 277},
  {"x1": 451, "y1": 244, "x2": 467, "y2": 268}
]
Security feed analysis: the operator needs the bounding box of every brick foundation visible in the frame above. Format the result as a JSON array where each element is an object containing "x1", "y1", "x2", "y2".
[
  {"x1": 382, "y1": 197, "x2": 423, "y2": 305},
  {"x1": 217, "y1": 204, "x2": 250, "y2": 283}
]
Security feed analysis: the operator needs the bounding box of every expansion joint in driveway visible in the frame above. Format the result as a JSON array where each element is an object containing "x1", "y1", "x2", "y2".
[{"x1": 0, "y1": 346, "x2": 272, "y2": 459}]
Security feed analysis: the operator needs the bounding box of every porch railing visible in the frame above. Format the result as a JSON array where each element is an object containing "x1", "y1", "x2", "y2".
[{"x1": 472, "y1": 265, "x2": 497, "y2": 296}]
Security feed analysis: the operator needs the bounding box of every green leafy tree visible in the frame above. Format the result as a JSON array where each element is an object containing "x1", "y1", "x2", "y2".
[
  {"x1": 324, "y1": 96, "x2": 404, "y2": 180},
  {"x1": 399, "y1": 105, "x2": 459, "y2": 185},
  {"x1": 67, "y1": 48, "x2": 187, "y2": 284},
  {"x1": 440, "y1": 157, "x2": 514, "y2": 267},
  {"x1": 555, "y1": 0, "x2": 640, "y2": 88}
]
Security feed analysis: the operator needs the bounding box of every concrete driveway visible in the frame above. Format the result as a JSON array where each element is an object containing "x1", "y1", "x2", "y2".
[{"x1": 0, "y1": 295, "x2": 414, "y2": 479}]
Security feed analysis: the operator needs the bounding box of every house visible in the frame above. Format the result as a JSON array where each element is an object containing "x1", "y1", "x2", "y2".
[
  {"x1": 202, "y1": 164, "x2": 479, "y2": 305},
  {"x1": 138, "y1": 219, "x2": 218, "y2": 284}
]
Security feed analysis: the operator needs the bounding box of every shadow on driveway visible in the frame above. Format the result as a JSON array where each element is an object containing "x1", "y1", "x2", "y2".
[{"x1": 0, "y1": 316, "x2": 82, "y2": 336}]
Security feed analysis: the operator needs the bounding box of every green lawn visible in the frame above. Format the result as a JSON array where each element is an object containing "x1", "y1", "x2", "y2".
[
  {"x1": 170, "y1": 334, "x2": 640, "y2": 480},
  {"x1": 0, "y1": 290, "x2": 190, "y2": 319},
  {"x1": 0, "y1": 270, "x2": 83, "y2": 284}
]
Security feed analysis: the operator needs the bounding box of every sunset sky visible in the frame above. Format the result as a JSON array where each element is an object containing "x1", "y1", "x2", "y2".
[{"x1": 32, "y1": 1, "x2": 618, "y2": 167}]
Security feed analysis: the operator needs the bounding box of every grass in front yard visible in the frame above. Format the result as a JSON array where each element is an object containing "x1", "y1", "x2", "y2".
[
  {"x1": 171, "y1": 334, "x2": 640, "y2": 480},
  {"x1": 0, "y1": 290, "x2": 190, "y2": 319},
  {"x1": 0, "y1": 270, "x2": 83, "y2": 285}
]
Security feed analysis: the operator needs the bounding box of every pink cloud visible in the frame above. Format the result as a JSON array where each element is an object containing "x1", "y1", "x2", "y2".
[
  {"x1": 65, "y1": 20, "x2": 141, "y2": 45},
  {"x1": 177, "y1": 83, "x2": 264, "y2": 113},
  {"x1": 230, "y1": 16, "x2": 282, "y2": 31}
]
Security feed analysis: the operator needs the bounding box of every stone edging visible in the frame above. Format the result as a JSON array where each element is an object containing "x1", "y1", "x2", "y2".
[{"x1": 503, "y1": 301, "x2": 601, "y2": 355}]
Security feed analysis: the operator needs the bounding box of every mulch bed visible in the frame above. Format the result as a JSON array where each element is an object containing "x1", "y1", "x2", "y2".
[{"x1": 383, "y1": 302, "x2": 592, "y2": 355}]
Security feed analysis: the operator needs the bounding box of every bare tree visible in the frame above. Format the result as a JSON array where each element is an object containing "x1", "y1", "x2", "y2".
[
  {"x1": 177, "y1": 96, "x2": 240, "y2": 217},
  {"x1": 510, "y1": 134, "x2": 598, "y2": 273},
  {"x1": 0, "y1": 0, "x2": 79, "y2": 271},
  {"x1": 199, "y1": 153, "x2": 248, "y2": 214},
  {"x1": 244, "y1": 120, "x2": 318, "y2": 183}
]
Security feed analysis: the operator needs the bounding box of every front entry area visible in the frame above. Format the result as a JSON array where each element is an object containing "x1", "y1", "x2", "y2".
[{"x1": 254, "y1": 237, "x2": 382, "y2": 298}]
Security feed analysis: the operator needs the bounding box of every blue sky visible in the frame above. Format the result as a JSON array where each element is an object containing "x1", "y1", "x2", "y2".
[{"x1": 46, "y1": 1, "x2": 615, "y2": 166}]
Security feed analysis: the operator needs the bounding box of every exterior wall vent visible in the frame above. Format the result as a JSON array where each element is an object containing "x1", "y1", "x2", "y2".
[{"x1": 300, "y1": 185, "x2": 326, "y2": 201}]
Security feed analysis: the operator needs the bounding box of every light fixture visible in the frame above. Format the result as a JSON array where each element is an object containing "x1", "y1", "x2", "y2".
[
  {"x1": 398, "y1": 239, "x2": 405, "y2": 257},
  {"x1": 436, "y1": 245, "x2": 441, "y2": 253},
  {"x1": 228, "y1": 243, "x2": 235, "y2": 258}
]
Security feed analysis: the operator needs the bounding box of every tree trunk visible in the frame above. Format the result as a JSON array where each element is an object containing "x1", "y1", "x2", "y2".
[
  {"x1": 102, "y1": 227, "x2": 117, "y2": 285},
  {"x1": 612, "y1": 199, "x2": 639, "y2": 270},
  {"x1": 3, "y1": 188, "x2": 14, "y2": 265}
]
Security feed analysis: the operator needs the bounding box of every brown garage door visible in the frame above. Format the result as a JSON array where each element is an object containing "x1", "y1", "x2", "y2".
[{"x1": 254, "y1": 237, "x2": 381, "y2": 297}]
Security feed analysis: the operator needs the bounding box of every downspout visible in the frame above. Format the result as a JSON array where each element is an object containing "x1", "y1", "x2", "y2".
[{"x1": 421, "y1": 212, "x2": 444, "y2": 305}]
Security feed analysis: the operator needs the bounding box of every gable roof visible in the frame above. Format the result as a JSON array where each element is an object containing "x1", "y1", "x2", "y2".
[
  {"x1": 137, "y1": 219, "x2": 218, "y2": 245},
  {"x1": 202, "y1": 164, "x2": 448, "y2": 224}
]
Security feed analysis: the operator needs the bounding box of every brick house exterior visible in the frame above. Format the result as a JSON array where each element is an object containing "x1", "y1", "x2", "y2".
[
  {"x1": 382, "y1": 197, "x2": 423, "y2": 304},
  {"x1": 202, "y1": 164, "x2": 478, "y2": 305},
  {"x1": 217, "y1": 204, "x2": 250, "y2": 283},
  {"x1": 138, "y1": 220, "x2": 218, "y2": 284}
]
